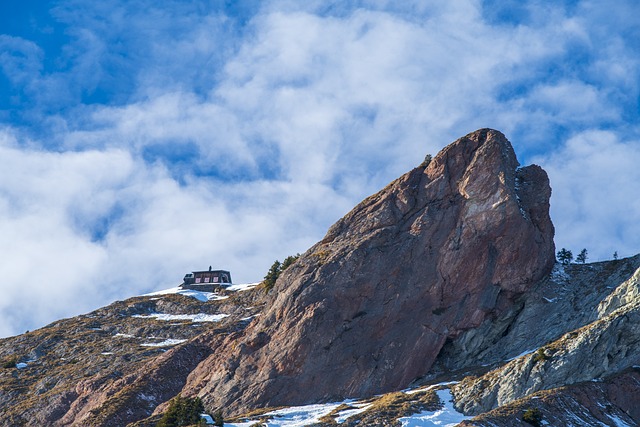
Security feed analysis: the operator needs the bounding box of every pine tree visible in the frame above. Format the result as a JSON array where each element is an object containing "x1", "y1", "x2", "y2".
[
  {"x1": 576, "y1": 248, "x2": 588, "y2": 264},
  {"x1": 281, "y1": 253, "x2": 300, "y2": 271},
  {"x1": 262, "y1": 254, "x2": 300, "y2": 292},
  {"x1": 557, "y1": 248, "x2": 573, "y2": 265},
  {"x1": 262, "y1": 260, "x2": 281, "y2": 292}
]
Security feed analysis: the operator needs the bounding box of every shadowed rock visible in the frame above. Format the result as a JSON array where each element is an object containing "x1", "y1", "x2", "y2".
[{"x1": 186, "y1": 129, "x2": 556, "y2": 414}]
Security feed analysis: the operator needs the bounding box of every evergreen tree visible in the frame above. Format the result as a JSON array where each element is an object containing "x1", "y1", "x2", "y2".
[
  {"x1": 614, "y1": 251, "x2": 619, "y2": 260},
  {"x1": 557, "y1": 248, "x2": 573, "y2": 265},
  {"x1": 262, "y1": 260, "x2": 281, "y2": 292},
  {"x1": 262, "y1": 254, "x2": 300, "y2": 292},
  {"x1": 281, "y1": 253, "x2": 300, "y2": 271},
  {"x1": 157, "y1": 395, "x2": 205, "y2": 427},
  {"x1": 576, "y1": 248, "x2": 588, "y2": 264},
  {"x1": 212, "y1": 409, "x2": 224, "y2": 426}
]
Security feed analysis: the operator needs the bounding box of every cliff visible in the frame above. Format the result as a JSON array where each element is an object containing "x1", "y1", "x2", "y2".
[{"x1": 185, "y1": 128, "x2": 556, "y2": 414}]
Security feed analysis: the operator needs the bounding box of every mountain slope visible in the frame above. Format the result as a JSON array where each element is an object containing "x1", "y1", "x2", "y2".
[
  {"x1": 1, "y1": 129, "x2": 638, "y2": 427},
  {"x1": 0, "y1": 286, "x2": 265, "y2": 426}
]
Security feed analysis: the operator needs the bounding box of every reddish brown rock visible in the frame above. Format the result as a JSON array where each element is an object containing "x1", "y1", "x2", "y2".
[{"x1": 186, "y1": 129, "x2": 556, "y2": 414}]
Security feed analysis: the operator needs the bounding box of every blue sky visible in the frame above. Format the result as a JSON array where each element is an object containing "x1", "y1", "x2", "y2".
[{"x1": 0, "y1": 0, "x2": 639, "y2": 337}]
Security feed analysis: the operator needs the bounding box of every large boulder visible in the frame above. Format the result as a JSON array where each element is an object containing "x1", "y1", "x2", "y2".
[{"x1": 186, "y1": 129, "x2": 556, "y2": 414}]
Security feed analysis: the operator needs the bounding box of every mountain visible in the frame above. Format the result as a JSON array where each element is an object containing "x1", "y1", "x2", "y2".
[
  {"x1": 184, "y1": 128, "x2": 555, "y2": 414},
  {"x1": 1, "y1": 129, "x2": 638, "y2": 427}
]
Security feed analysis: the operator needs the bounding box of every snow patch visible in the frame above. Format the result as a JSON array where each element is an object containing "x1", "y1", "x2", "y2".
[
  {"x1": 226, "y1": 387, "x2": 467, "y2": 427},
  {"x1": 404, "y1": 381, "x2": 458, "y2": 395},
  {"x1": 133, "y1": 313, "x2": 229, "y2": 322},
  {"x1": 226, "y1": 282, "x2": 260, "y2": 291},
  {"x1": 506, "y1": 348, "x2": 536, "y2": 361},
  {"x1": 226, "y1": 402, "x2": 344, "y2": 427},
  {"x1": 143, "y1": 287, "x2": 228, "y2": 302},
  {"x1": 139, "y1": 393, "x2": 156, "y2": 402},
  {"x1": 143, "y1": 282, "x2": 259, "y2": 301},
  {"x1": 608, "y1": 414, "x2": 633, "y2": 427},
  {"x1": 114, "y1": 333, "x2": 136, "y2": 338},
  {"x1": 334, "y1": 402, "x2": 373, "y2": 423},
  {"x1": 16, "y1": 362, "x2": 28, "y2": 369},
  {"x1": 551, "y1": 264, "x2": 570, "y2": 282},
  {"x1": 140, "y1": 338, "x2": 187, "y2": 347},
  {"x1": 398, "y1": 389, "x2": 469, "y2": 427}
]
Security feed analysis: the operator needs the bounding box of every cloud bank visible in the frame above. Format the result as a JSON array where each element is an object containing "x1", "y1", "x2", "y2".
[{"x1": 0, "y1": 0, "x2": 638, "y2": 337}]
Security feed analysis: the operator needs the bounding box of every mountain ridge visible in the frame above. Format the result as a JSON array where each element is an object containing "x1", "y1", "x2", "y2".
[{"x1": 1, "y1": 129, "x2": 638, "y2": 426}]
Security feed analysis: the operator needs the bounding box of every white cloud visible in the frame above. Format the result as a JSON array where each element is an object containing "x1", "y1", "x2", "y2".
[
  {"x1": 0, "y1": 141, "x2": 127, "y2": 336},
  {"x1": 0, "y1": 35, "x2": 43, "y2": 86},
  {"x1": 537, "y1": 130, "x2": 640, "y2": 261},
  {"x1": 0, "y1": 1, "x2": 639, "y2": 336},
  {"x1": 0, "y1": 129, "x2": 353, "y2": 336}
]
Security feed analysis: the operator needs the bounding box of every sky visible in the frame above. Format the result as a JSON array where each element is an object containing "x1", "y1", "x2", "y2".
[{"x1": 0, "y1": 0, "x2": 639, "y2": 338}]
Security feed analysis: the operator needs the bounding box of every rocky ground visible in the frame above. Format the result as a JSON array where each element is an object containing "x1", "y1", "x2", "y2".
[{"x1": 0, "y1": 285, "x2": 266, "y2": 426}]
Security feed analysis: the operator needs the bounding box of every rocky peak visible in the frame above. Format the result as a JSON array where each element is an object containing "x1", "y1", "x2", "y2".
[{"x1": 188, "y1": 129, "x2": 556, "y2": 414}]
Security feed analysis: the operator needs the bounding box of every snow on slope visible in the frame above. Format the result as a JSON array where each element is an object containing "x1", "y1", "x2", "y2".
[
  {"x1": 133, "y1": 313, "x2": 229, "y2": 322},
  {"x1": 224, "y1": 387, "x2": 468, "y2": 427},
  {"x1": 143, "y1": 282, "x2": 260, "y2": 301},
  {"x1": 226, "y1": 403, "x2": 345, "y2": 427},
  {"x1": 399, "y1": 389, "x2": 468, "y2": 426},
  {"x1": 143, "y1": 287, "x2": 228, "y2": 301}
]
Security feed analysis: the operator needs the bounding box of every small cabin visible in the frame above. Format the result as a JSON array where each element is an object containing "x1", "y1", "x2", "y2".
[{"x1": 180, "y1": 267, "x2": 232, "y2": 292}]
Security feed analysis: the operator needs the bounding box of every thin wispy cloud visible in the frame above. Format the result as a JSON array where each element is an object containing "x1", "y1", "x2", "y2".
[{"x1": 0, "y1": 0, "x2": 638, "y2": 337}]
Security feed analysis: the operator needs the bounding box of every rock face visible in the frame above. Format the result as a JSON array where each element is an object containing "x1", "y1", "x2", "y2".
[
  {"x1": 433, "y1": 256, "x2": 640, "y2": 375},
  {"x1": 461, "y1": 369, "x2": 640, "y2": 427},
  {"x1": 452, "y1": 257, "x2": 640, "y2": 416},
  {"x1": 187, "y1": 129, "x2": 556, "y2": 414}
]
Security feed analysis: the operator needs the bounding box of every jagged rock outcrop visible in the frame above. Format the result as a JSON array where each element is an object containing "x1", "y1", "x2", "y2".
[
  {"x1": 452, "y1": 257, "x2": 640, "y2": 416},
  {"x1": 185, "y1": 129, "x2": 556, "y2": 414},
  {"x1": 433, "y1": 255, "x2": 640, "y2": 374},
  {"x1": 461, "y1": 369, "x2": 640, "y2": 426}
]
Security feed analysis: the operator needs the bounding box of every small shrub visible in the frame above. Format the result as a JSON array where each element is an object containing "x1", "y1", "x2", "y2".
[
  {"x1": 533, "y1": 348, "x2": 549, "y2": 363},
  {"x1": 157, "y1": 395, "x2": 205, "y2": 427},
  {"x1": 420, "y1": 154, "x2": 433, "y2": 168},
  {"x1": 280, "y1": 254, "x2": 299, "y2": 270},
  {"x1": 431, "y1": 307, "x2": 447, "y2": 316},
  {"x1": 522, "y1": 407, "x2": 542, "y2": 426},
  {"x1": 2, "y1": 357, "x2": 17, "y2": 369},
  {"x1": 212, "y1": 409, "x2": 224, "y2": 426}
]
